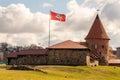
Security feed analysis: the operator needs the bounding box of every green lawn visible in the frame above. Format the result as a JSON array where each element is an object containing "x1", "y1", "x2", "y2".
[{"x1": 0, "y1": 65, "x2": 120, "y2": 80}]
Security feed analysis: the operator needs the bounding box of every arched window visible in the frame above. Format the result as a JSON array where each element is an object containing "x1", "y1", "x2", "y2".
[{"x1": 95, "y1": 44, "x2": 97, "y2": 49}]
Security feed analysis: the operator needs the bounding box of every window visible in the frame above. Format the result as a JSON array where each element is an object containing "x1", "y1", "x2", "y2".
[
  {"x1": 101, "y1": 45, "x2": 104, "y2": 48},
  {"x1": 61, "y1": 60, "x2": 63, "y2": 63},
  {"x1": 100, "y1": 52, "x2": 101, "y2": 55},
  {"x1": 95, "y1": 44, "x2": 97, "y2": 49}
]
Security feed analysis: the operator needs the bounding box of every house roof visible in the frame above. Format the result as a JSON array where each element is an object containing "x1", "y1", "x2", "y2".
[
  {"x1": 85, "y1": 14, "x2": 110, "y2": 40},
  {"x1": 7, "y1": 52, "x2": 17, "y2": 58},
  {"x1": 47, "y1": 40, "x2": 88, "y2": 49},
  {"x1": 7, "y1": 49, "x2": 47, "y2": 58},
  {"x1": 17, "y1": 49, "x2": 47, "y2": 55}
]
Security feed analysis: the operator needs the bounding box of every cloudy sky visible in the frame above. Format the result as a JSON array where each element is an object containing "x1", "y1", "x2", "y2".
[{"x1": 0, "y1": 0, "x2": 120, "y2": 49}]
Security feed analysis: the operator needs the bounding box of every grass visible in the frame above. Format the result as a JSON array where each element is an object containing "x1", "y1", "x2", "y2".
[{"x1": 0, "y1": 65, "x2": 120, "y2": 80}]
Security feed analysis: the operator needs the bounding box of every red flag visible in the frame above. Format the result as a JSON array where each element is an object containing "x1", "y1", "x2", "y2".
[{"x1": 50, "y1": 11, "x2": 66, "y2": 22}]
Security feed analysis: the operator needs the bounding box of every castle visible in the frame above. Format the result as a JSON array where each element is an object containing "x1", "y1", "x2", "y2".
[{"x1": 7, "y1": 14, "x2": 111, "y2": 65}]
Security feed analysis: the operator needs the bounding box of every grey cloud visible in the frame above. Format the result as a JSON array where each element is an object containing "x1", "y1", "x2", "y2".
[{"x1": 102, "y1": 1, "x2": 120, "y2": 20}]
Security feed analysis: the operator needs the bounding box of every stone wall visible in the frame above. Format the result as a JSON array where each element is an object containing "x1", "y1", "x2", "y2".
[
  {"x1": 8, "y1": 58, "x2": 16, "y2": 65},
  {"x1": 47, "y1": 49, "x2": 89, "y2": 65},
  {"x1": 0, "y1": 52, "x2": 3, "y2": 61},
  {"x1": 8, "y1": 49, "x2": 90, "y2": 65},
  {"x1": 8, "y1": 55, "x2": 47, "y2": 65}
]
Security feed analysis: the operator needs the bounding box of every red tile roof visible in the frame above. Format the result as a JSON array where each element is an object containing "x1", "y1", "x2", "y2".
[
  {"x1": 18, "y1": 49, "x2": 47, "y2": 55},
  {"x1": 47, "y1": 40, "x2": 88, "y2": 49},
  {"x1": 7, "y1": 49, "x2": 47, "y2": 58},
  {"x1": 85, "y1": 14, "x2": 110, "y2": 40},
  {"x1": 7, "y1": 52, "x2": 17, "y2": 58}
]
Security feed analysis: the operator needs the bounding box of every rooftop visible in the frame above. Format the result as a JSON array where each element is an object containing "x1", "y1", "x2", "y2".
[
  {"x1": 47, "y1": 40, "x2": 88, "y2": 49},
  {"x1": 85, "y1": 14, "x2": 110, "y2": 40},
  {"x1": 7, "y1": 49, "x2": 47, "y2": 58}
]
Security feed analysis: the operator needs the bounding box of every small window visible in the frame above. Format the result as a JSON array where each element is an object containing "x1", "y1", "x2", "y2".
[
  {"x1": 101, "y1": 45, "x2": 104, "y2": 48},
  {"x1": 95, "y1": 44, "x2": 97, "y2": 49},
  {"x1": 67, "y1": 60, "x2": 69, "y2": 63}
]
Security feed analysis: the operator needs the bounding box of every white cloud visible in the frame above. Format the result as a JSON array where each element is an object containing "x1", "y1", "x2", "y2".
[
  {"x1": 0, "y1": 33, "x2": 49, "y2": 47},
  {"x1": 53, "y1": 0, "x2": 96, "y2": 41},
  {"x1": 0, "y1": 4, "x2": 49, "y2": 47},
  {"x1": 52, "y1": 0, "x2": 120, "y2": 49},
  {"x1": 0, "y1": 0, "x2": 120, "y2": 49},
  {"x1": 0, "y1": 4, "x2": 49, "y2": 33},
  {"x1": 42, "y1": 3, "x2": 54, "y2": 8}
]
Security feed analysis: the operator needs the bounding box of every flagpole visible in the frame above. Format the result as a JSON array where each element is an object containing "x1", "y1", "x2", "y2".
[
  {"x1": 48, "y1": 10, "x2": 66, "y2": 47},
  {"x1": 48, "y1": 10, "x2": 51, "y2": 47}
]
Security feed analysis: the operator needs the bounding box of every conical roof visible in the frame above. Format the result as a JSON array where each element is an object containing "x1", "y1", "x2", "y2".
[{"x1": 85, "y1": 14, "x2": 110, "y2": 40}]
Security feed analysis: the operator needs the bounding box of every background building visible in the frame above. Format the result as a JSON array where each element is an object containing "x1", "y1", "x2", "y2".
[{"x1": 117, "y1": 47, "x2": 120, "y2": 58}]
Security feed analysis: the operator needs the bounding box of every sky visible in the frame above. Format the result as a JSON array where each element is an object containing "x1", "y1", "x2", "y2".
[{"x1": 0, "y1": 0, "x2": 120, "y2": 49}]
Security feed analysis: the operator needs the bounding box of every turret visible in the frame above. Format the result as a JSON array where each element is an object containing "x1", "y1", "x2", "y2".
[{"x1": 85, "y1": 14, "x2": 110, "y2": 65}]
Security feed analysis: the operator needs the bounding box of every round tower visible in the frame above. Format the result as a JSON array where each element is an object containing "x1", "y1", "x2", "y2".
[{"x1": 85, "y1": 14, "x2": 110, "y2": 65}]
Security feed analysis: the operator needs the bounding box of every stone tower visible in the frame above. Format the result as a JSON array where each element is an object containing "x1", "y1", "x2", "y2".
[{"x1": 85, "y1": 14, "x2": 110, "y2": 65}]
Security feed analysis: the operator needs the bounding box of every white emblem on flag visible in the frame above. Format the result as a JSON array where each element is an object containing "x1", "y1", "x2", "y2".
[{"x1": 56, "y1": 14, "x2": 62, "y2": 19}]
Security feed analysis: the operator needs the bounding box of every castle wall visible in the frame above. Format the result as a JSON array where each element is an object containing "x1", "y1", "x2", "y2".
[
  {"x1": 8, "y1": 49, "x2": 90, "y2": 65},
  {"x1": 47, "y1": 49, "x2": 89, "y2": 65},
  {"x1": 0, "y1": 52, "x2": 3, "y2": 62},
  {"x1": 8, "y1": 55, "x2": 47, "y2": 65}
]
